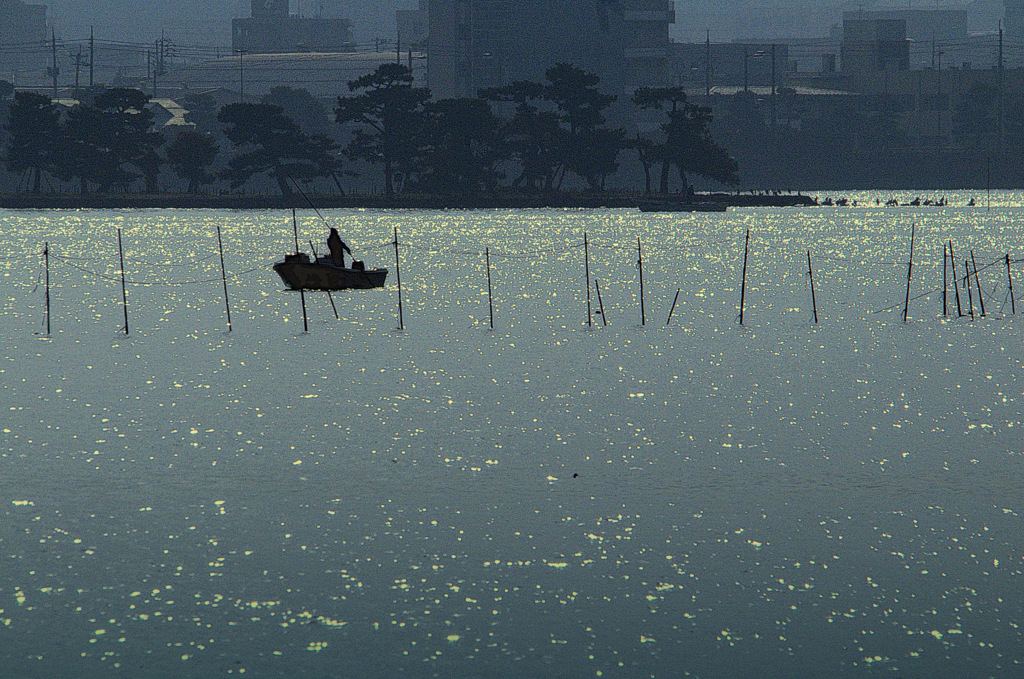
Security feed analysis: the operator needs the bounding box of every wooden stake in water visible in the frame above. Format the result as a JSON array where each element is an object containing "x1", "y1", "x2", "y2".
[
  {"x1": 739, "y1": 229, "x2": 750, "y2": 325},
  {"x1": 293, "y1": 210, "x2": 309, "y2": 331},
  {"x1": 595, "y1": 279, "x2": 607, "y2": 326},
  {"x1": 949, "y1": 241, "x2": 963, "y2": 316},
  {"x1": 637, "y1": 237, "x2": 646, "y2": 326},
  {"x1": 965, "y1": 258, "x2": 975, "y2": 321},
  {"x1": 43, "y1": 241, "x2": 50, "y2": 337},
  {"x1": 807, "y1": 249, "x2": 818, "y2": 324},
  {"x1": 902, "y1": 223, "x2": 915, "y2": 323},
  {"x1": 584, "y1": 232, "x2": 592, "y2": 327},
  {"x1": 971, "y1": 250, "x2": 986, "y2": 317},
  {"x1": 1007, "y1": 253, "x2": 1016, "y2": 315},
  {"x1": 216, "y1": 226, "x2": 232, "y2": 332},
  {"x1": 666, "y1": 288, "x2": 681, "y2": 325},
  {"x1": 942, "y1": 241, "x2": 948, "y2": 317},
  {"x1": 307, "y1": 237, "x2": 339, "y2": 320},
  {"x1": 485, "y1": 247, "x2": 494, "y2": 330},
  {"x1": 394, "y1": 226, "x2": 404, "y2": 330},
  {"x1": 326, "y1": 291, "x2": 339, "y2": 320},
  {"x1": 117, "y1": 228, "x2": 129, "y2": 335}
]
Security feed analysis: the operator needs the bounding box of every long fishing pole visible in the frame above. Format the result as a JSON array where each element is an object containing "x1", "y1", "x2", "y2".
[{"x1": 287, "y1": 175, "x2": 333, "y2": 229}]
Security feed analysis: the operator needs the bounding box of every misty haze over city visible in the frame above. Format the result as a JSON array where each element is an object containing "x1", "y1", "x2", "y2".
[{"x1": 41, "y1": 0, "x2": 1009, "y2": 46}]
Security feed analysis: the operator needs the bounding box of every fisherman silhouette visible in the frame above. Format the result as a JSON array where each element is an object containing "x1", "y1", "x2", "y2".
[{"x1": 327, "y1": 228, "x2": 351, "y2": 268}]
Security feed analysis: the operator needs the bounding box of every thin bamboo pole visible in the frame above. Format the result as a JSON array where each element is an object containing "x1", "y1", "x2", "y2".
[
  {"x1": 584, "y1": 232, "x2": 592, "y2": 327},
  {"x1": 942, "y1": 241, "x2": 948, "y2": 317},
  {"x1": 637, "y1": 237, "x2": 645, "y2": 326},
  {"x1": 1007, "y1": 253, "x2": 1016, "y2": 315},
  {"x1": 950, "y1": 241, "x2": 962, "y2": 316},
  {"x1": 966, "y1": 258, "x2": 975, "y2": 321},
  {"x1": 326, "y1": 292, "x2": 340, "y2": 320},
  {"x1": 292, "y1": 208, "x2": 300, "y2": 254},
  {"x1": 595, "y1": 279, "x2": 607, "y2": 326},
  {"x1": 216, "y1": 226, "x2": 232, "y2": 332},
  {"x1": 486, "y1": 247, "x2": 494, "y2": 330},
  {"x1": 394, "y1": 227, "x2": 404, "y2": 330},
  {"x1": 43, "y1": 242, "x2": 50, "y2": 335},
  {"x1": 807, "y1": 250, "x2": 818, "y2": 324},
  {"x1": 971, "y1": 250, "x2": 986, "y2": 317},
  {"x1": 666, "y1": 289, "x2": 681, "y2": 325},
  {"x1": 902, "y1": 223, "x2": 915, "y2": 323},
  {"x1": 299, "y1": 288, "x2": 308, "y2": 332},
  {"x1": 739, "y1": 229, "x2": 749, "y2": 325},
  {"x1": 117, "y1": 228, "x2": 129, "y2": 335}
]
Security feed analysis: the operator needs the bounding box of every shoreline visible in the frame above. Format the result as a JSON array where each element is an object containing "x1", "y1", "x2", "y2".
[{"x1": 0, "y1": 192, "x2": 817, "y2": 211}]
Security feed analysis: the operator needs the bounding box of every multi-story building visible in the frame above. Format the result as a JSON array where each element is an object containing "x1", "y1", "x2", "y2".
[
  {"x1": 427, "y1": 0, "x2": 674, "y2": 100},
  {"x1": 1007, "y1": 0, "x2": 1024, "y2": 37},
  {"x1": 397, "y1": 0, "x2": 428, "y2": 49},
  {"x1": 233, "y1": 0, "x2": 354, "y2": 54},
  {"x1": 0, "y1": 0, "x2": 47, "y2": 84},
  {"x1": 842, "y1": 9, "x2": 968, "y2": 69},
  {"x1": 841, "y1": 18, "x2": 909, "y2": 74}
]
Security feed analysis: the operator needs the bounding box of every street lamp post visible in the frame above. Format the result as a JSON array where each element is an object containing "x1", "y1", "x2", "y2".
[{"x1": 235, "y1": 49, "x2": 247, "y2": 103}]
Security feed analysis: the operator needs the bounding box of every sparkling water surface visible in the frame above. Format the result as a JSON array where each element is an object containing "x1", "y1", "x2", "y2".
[{"x1": 2, "y1": 197, "x2": 1024, "y2": 678}]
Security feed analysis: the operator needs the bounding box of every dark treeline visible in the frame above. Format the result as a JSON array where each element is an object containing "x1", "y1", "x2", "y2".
[
  {"x1": 0, "y1": 63, "x2": 738, "y2": 199},
  {"x1": 711, "y1": 82, "x2": 1024, "y2": 190}
]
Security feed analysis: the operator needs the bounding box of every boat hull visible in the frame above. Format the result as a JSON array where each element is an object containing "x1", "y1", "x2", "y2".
[{"x1": 274, "y1": 257, "x2": 388, "y2": 291}]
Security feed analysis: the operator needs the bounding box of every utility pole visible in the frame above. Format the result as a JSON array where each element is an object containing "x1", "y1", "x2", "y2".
[
  {"x1": 153, "y1": 39, "x2": 159, "y2": 96},
  {"x1": 743, "y1": 45, "x2": 748, "y2": 93},
  {"x1": 705, "y1": 30, "x2": 711, "y2": 96},
  {"x1": 397, "y1": 30, "x2": 401, "y2": 65},
  {"x1": 50, "y1": 29, "x2": 58, "y2": 97},
  {"x1": 235, "y1": 49, "x2": 246, "y2": 103},
  {"x1": 937, "y1": 50, "x2": 943, "y2": 147},
  {"x1": 89, "y1": 26, "x2": 95, "y2": 87},
  {"x1": 999, "y1": 20, "x2": 1005, "y2": 153},
  {"x1": 770, "y1": 43, "x2": 777, "y2": 130},
  {"x1": 74, "y1": 45, "x2": 82, "y2": 97}
]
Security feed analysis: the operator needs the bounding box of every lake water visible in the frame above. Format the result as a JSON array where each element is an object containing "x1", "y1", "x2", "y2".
[{"x1": 2, "y1": 196, "x2": 1024, "y2": 678}]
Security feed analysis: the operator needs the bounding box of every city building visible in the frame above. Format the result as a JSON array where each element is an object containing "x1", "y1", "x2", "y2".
[
  {"x1": 842, "y1": 9, "x2": 969, "y2": 69},
  {"x1": 0, "y1": 0, "x2": 47, "y2": 84},
  {"x1": 841, "y1": 17, "x2": 910, "y2": 74},
  {"x1": 169, "y1": 51, "x2": 425, "y2": 100},
  {"x1": 397, "y1": 0, "x2": 428, "y2": 50},
  {"x1": 1008, "y1": 0, "x2": 1024, "y2": 37},
  {"x1": 669, "y1": 42, "x2": 790, "y2": 91},
  {"x1": 233, "y1": 0, "x2": 354, "y2": 54},
  {"x1": 427, "y1": 0, "x2": 675, "y2": 100}
]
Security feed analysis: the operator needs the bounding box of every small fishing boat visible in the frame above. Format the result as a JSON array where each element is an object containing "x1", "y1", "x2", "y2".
[{"x1": 274, "y1": 253, "x2": 388, "y2": 291}]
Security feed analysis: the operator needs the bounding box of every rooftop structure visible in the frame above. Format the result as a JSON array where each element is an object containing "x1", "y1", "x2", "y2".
[
  {"x1": 233, "y1": 1, "x2": 354, "y2": 55},
  {"x1": 0, "y1": 0, "x2": 47, "y2": 84},
  {"x1": 428, "y1": 0, "x2": 675, "y2": 100},
  {"x1": 170, "y1": 51, "x2": 425, "y2": 100}
]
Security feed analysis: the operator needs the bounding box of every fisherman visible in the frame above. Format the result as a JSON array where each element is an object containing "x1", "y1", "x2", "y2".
[{"x1": 327, "y1": 228, "x2": 351, "y2": 268}]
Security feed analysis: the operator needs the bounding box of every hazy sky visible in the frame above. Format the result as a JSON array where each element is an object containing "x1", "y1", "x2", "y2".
[
  {"x1": 42, "y1": 0, "x2": 1005, "y2": 47},
  {"x1": 46, "y1": 0, "x2": 419, "y2": 46}
]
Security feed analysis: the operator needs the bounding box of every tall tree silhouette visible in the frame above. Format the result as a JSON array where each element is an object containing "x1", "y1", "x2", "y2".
[
  {"x1": 482, "y1": 80, "x2": 563, "y2": 192},
  {"x1": 634, "y1": 86, "x2": 738, "y2": 194},
  {"x1": 335, "y1": 63, "x2": 430, "y2": 195},
  {"x1": 415, "y1": 98, "x2": 505, "y2": 195},
  {"x1": 543, "y1": 63, "x2": 623, "y2": 191},
  {"x1": 218, "y1": 103, "x2": 339, "y2": 195},
  {"x1": 4, "y1": 92, "x2": 62, "y2": 193},
  {"x1": 63, "y1": 88, "x2": 163, "y2": 193},
  {"x1": 166, "y1": 130, "x2": 219, "y2": 193}
]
